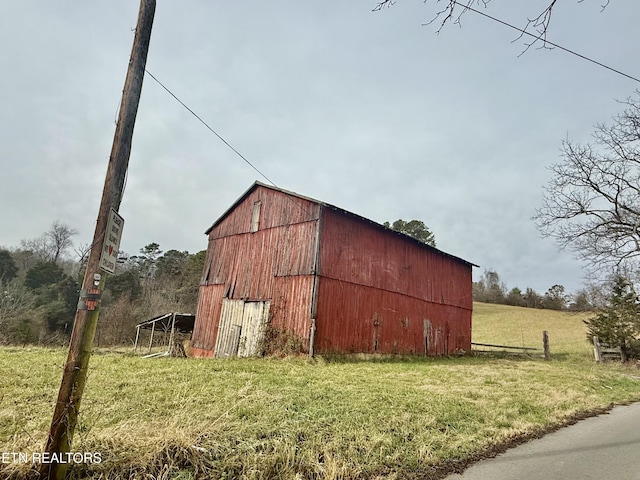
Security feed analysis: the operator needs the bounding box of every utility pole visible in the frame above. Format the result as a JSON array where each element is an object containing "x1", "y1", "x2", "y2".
[{"x1": 41, "y1": 2, "x2": 155, "y2": 479}]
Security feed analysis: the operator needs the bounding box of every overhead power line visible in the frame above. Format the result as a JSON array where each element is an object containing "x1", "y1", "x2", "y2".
[
  {"x1": 146, "y1": 2, "x2": 640, "y2": 194},
  {"x1": 144, "y1": 70, "x2": 319, "y2": 220},
  {"x1": 144, "y1": 69, "x2": 278, "y2": 186},
  {"x1": 453, "y1": 1, "x2": 640, "y2": 84}
]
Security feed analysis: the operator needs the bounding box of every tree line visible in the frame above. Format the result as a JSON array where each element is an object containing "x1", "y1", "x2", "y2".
[
  {"x1": 0, "y1": 222, "x2": 204, "y2": 346},
  {"x1": 472, "y1": 269, "x2": 600, "y2": 312}
]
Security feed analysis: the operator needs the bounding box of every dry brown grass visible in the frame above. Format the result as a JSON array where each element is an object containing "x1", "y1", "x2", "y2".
[{"x1": 1, "y1": 304, "x2": 639, "y2": 479}]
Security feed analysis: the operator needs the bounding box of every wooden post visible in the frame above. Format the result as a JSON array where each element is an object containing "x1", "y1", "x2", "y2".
[
  {"x1": 543, "y1": 331, "x2": 550, "y2": 361},
  {"x1": 309, "y1": 318, "x2": 316, "y2": 358},
  {"x1": 134, "y1": 327, "x2": 139, "y2": 352},
  {"x1": 168, "y1": 313, "x2": 177, "y2": 355},
  {"x1": 593, "y1": 335, "x2": 602, "y2": 362},
  {"x1": 41, "y1": 4, "x2": 155, "y2": 478},
  {"x1": 148, "y1": 321, "x2": 156, "y2": 354}
]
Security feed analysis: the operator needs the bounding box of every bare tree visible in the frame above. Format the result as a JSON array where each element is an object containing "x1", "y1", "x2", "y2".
[
  {"x1": 373, "y1": 0, "x2": 610, "y2": 52},
  {"x1": 20, "y1": 235, "x2": 51, "y2": 263},
  {"x1": 20, "y1": 221, "x2": 78, "y2": 264},
  {"x1": 74, "y1": 242, "x2": 92, "y2": 267},
  {"x1": 534, "y1": 93, "x2": 640, "y2": 274},
  {"x1": 0, "y1": 281, "x2": 37, "y2": 343},
  {"x1": 46, "y1": 221, "x2": 78, "y2": 263}
]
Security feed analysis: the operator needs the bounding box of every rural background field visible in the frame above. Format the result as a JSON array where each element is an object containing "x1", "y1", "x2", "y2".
[{"x1": 1, "y1": 303, "x2": 640, "y2": 479}]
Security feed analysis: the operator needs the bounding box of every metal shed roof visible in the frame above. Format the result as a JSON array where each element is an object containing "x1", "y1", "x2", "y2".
[{"x1": 136, "y1": 312, "x2": 195, "y2": 333}]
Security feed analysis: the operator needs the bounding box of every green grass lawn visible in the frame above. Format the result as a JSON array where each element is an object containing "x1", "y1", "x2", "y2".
[{"x1": 1, "y1": 303, "x2": 639, "y2": 479}]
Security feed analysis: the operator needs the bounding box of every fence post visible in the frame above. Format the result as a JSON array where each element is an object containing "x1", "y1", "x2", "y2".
[
  {"x1": 593, "y1": 335, "x2": 602, "y2": 362},
  {"x1": 543, "y1": 331, "x2": 550, "y2": 361}
]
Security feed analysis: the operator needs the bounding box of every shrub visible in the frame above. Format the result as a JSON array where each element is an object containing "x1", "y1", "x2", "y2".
[{"x1": 584, "y1": 276, "x2": 640, "y2": 360}]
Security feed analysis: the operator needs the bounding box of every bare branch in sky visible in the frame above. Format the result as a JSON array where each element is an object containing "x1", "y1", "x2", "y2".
[
  {"x1": 534, "y1": 92, "x2": 640, "y2": 276},
  {"x1": 373, "y1": 0, "x2": 612, "y2": 51}
]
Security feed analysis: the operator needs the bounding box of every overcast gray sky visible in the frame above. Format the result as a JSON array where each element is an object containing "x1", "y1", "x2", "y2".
[{"x1": 1, "y1": 1, "x2": 639, "y2": 295}]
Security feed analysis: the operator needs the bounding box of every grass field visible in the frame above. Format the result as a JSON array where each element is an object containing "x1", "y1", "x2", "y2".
[
  {"x1": 1, "y1": 303, "x2": 639, "y2": 479},
  {"x1": 471, "y1": 302, "x2": 594, "y2": 358}
]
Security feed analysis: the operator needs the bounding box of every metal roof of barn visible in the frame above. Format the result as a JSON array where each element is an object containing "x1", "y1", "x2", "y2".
[{"x1": 205, "y1": 181, "x2": 478, "y2": 268}]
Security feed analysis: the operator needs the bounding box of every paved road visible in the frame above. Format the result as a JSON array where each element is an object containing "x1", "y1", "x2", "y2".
[{"x1": 443, "y1": 402, "x2": 640, "y2": 480}]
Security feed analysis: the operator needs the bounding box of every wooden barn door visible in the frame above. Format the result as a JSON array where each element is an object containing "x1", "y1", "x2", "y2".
[
  {"x1": 215, "y1": 299, "x2": 270, "y2": 358},
  {"x1": 237, "y1": 301, "x2": 270, "y2": 357}
]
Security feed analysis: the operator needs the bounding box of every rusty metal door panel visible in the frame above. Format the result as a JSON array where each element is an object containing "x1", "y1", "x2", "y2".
[{"x1": 238, "y1": 301, "x2": 270, "y2": 357}]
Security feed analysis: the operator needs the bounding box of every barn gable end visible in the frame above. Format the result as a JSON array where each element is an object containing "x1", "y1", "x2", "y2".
[{"x1": 191, "y1": 184, "x2": 320, "y2": 357}]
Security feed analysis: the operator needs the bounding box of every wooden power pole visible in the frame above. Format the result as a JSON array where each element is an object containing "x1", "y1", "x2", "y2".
[{"x1": 41, "y1": 2, "x2": 156, "y2": 479}]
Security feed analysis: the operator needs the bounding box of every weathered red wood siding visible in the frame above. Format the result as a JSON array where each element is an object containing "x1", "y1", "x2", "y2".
[
  {"x1": 271, "y1": 275, "x2": 315, "y2": 345},
  {"x1": 314, "y1": 207, "x2": 472, "y2": 355},
  {"x1": 191, "y1": 186, "x2": 319, "y2": 356},
  {"x1": 191, "y1": 283, "x2": 224, "y2": 357}
]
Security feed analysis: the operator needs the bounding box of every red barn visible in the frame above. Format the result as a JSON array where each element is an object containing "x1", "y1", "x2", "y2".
[{"x1": 191, "y1": 182, "x2": 475, "y2": 358}]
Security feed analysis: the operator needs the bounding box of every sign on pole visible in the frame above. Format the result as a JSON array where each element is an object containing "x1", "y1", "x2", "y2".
[
  {"x1": 99, "y1": 209, "x2": 124, "y2": 274},
  {"x1": 42, "y1": 3, "x2": 154, "y2": 478}
]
